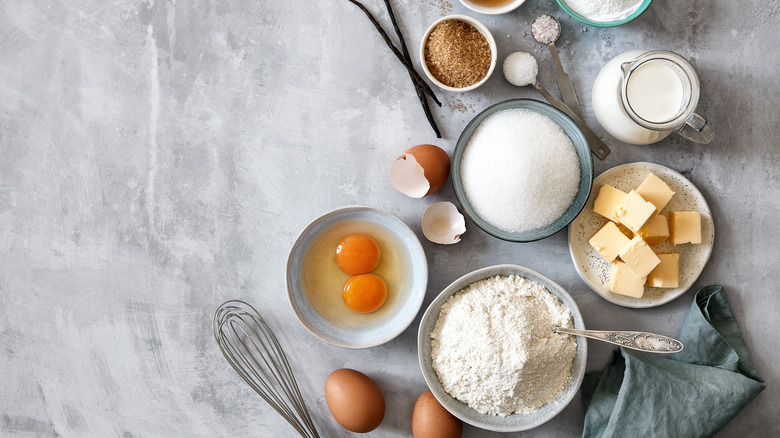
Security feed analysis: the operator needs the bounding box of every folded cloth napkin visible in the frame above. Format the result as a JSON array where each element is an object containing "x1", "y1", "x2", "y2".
[{"x1": 582, "y1": 285, "x2": 766, "y2": 438}]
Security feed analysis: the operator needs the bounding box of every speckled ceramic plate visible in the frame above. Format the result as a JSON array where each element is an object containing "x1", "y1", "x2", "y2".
[
  {"x1": 568, "y1": 162, "x2": 714, "y2": 308},
  {"x1": 286, "y1": 206, "x2": 428, "y2": 349},
  {"x1": 417, "y1": 264, "x2": 587, "y2": 432}
]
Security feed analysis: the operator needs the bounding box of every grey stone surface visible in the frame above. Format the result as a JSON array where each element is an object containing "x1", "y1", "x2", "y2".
[{"x1": 1, "y1": 0, "x2": 777, "y2": 436}]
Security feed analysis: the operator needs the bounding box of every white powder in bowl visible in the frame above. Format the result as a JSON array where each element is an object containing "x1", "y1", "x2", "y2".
[
  {"x1": 430, "y1": 275, "x2": 577, "y2": 416},
  {"x1": 460, "y1": 108, "x2": 580, "y2": 233},
  {"x1": 564, "y1": 0, "x2": 643, "y2": 22}
]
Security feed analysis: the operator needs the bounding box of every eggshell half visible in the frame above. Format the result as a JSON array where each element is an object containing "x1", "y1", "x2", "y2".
[
  {"x1": 421, "y1": 202, "x2": 466, "y2": 245},
  {"x1": 389, "y1": 144, "x2": 451, "y2": 198},
  {"x1": 324, "y1": 368, "x2": 385, "y2": 433},
  {"x1": 412, "y1": 390, "x2": 463, "y2": 438}
]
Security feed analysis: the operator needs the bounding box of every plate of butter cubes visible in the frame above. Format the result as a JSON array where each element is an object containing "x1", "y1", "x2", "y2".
[{"x1": 568, "y1": 162, "x2": 714, "y2": 308}]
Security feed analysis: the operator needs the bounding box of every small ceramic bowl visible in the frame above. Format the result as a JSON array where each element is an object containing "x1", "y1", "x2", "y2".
[
  {"x1": 286, "y1": 206, "x2": 428, "y2": 349},
  {"x1": 452, "y1": 98, "x2": 593, "y2": 242},
  {"x1": 556, "y1": 0, "x2": 652, "y2": 27},
  {"x1": 459, "y1": 0, "x2": 526, "y2": 16},
  {"x1": 420, "y1": 14, "x2": 497, "y2": 92},
  {"x1": 418, "y1": 264, "x2": 587, "y2": 432}
]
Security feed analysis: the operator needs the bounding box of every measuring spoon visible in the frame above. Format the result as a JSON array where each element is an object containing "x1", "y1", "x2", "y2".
[
  {"x1": 502, "y1": 51, "x2": 610, "y2": 159},
  {"x1": 531, "y1": 14, "x2": 584, "y2": 120}
]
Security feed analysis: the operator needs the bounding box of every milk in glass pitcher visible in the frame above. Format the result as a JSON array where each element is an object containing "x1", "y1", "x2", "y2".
[{"x1": 592, "y1": 50, "x2": 714, "y2": 145}]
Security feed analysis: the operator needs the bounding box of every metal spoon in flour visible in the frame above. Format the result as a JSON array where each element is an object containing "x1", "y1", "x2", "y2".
[
  {"x1": 555, "y1": 327, "x2": 684, "y2": 353},
  {"x1": 532, "y1": 14, "x2": 584, "y2": 120},
  {"x1": 502, "y1": 51, "x2": 611, "y2": 159}
]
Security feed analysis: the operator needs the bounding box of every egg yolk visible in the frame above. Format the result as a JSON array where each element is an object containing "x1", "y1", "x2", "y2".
[
  {"x1": 342, "y1": 273, "x2": 387, "y2": 313},
  {"x1": 335, "y1": 234, "x2": 381, "y2": 275}
]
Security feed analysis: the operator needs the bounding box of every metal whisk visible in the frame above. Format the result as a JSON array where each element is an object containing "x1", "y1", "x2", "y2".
[{"x1": 213, "y1": 300, "x2": 320, "y2": 438}]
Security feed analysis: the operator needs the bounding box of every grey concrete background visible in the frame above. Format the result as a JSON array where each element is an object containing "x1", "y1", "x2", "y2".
[{"x1": 1, "y1": 0, "x2": 777, "y2": 436}]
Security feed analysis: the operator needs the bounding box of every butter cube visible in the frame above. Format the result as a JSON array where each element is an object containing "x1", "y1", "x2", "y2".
[
  {"x1": 618, "y1": 236, "x2": 662, "y2": 277},
  {"x1": 609, "y1": 261, "x2": 646, "y2": 298},
  {"x1": 589, "y1": 222, "x2": 632, "y2": 262},
  {"x1": 615, "y1": 190, "x2": 657, "y2": 233},
  {"x1": 647, "y1": 253, "x2": 680, "y2": 288},
  {"x1": 593, "y1": 184, "x2": 627, "y2": 223},
  {"x1": 669, "y1": 211, "x2": 702, "y2": 245},
  {"x1": 639, "y1": 215, "x2": 670, "y2": 245},
  {"x1": 636, "y1": 173, "x2": 676, "y2": 214},
  {"x1": 617, "y1": 224, "x2": 635, "y2": 239}
]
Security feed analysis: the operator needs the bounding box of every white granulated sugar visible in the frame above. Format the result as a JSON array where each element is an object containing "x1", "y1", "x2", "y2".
[
  {"x1": 503, "y1": 51, "x2": 538, "y2": 87},
  {"x1": 460, "y1": 108, "x2": 580, "y2": 233},
  {"x1": 430, "y1": 275, "x2": 576, "y2": 416},
  {"x1": 565, "y1": 0, "x2": 643, "y2": 22}
]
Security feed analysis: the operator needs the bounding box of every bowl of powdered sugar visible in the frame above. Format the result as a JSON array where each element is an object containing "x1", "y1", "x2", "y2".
[
  {"x1": 557, "y1": 0, "x2": 652, "y2": 27},
  {"x1": 453, "y1": 98, "x2": 593, "y2": 242},
  {"x1": 417, "y1": 264, "x2": 587, "y2": 432}
]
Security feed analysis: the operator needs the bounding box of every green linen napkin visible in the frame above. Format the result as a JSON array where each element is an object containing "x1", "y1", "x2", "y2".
[{"x1": 582, "y1": 285, "x2": 765, "y2": 438}]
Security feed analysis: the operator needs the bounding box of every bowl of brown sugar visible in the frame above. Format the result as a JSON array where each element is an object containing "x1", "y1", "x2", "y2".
[{"x1": 420, "y1": 15, "x2": 497, "y2": 92}]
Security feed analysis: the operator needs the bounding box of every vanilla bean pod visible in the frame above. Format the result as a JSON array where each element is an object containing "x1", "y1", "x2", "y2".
[
  {"x1": 345, "y1": 0, "x2": 442, "y2": 106},
  {"x1": 381, "y1": 0, "x2": 441, "y2": 138}
]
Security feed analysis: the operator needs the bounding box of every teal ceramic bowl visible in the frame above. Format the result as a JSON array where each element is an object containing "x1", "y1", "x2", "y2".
[
  {"x1": 417, "y1": 264, "x2": 587, "y2": 432},
  {"x1": 452, "y1": 99, "x2": 593, "y2": 243},
  {"x1": 556, "y1": 0, "x2": 652, "y2": 27}
]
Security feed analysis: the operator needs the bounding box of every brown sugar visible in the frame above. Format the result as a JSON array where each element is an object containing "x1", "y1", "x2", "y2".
[{"x1": 424, "y1": 20, "x2": 491, "y2": 88}]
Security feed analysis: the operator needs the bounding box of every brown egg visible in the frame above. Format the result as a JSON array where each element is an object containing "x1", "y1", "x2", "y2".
[
  {"x1": 389, "y1": 144, "x2": 451, "y2": 198},
  {"x1": 324, "y1": 369, "x2": 385, "y2": 433},
  {"x1": 412, "y1": 390, "x2": 463, "y2": 438}
]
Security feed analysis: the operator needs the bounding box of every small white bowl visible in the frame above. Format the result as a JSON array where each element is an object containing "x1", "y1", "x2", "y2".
[
  {"x1": 460, "y1": 0, "x2": 527, "y2": 15},
  {"x1": 420, "y1": 15, "x2": 497, "y2": 92}
]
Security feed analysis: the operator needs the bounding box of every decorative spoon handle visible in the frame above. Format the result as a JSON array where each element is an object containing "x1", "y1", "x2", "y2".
[{"x1": 555, "y1": 327, "x2": 684, "y2": 353}]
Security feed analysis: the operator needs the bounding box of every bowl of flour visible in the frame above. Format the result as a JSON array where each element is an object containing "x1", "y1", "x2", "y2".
[
  {"x1": 417, "y1": 264, "x2": 587, "y2": 432},
  {"x1": 557, "y1": 0, "x2": 652, "y2": 27}
]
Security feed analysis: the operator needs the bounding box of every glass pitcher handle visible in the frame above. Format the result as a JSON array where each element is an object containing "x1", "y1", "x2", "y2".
[{"x1": 676, "y1": 113, "x2": 714, "y2": 144}]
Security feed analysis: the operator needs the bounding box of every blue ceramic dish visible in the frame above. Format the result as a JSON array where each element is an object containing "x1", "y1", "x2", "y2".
[
  {"x1": 286, "y1": 206, "x2": 428, "y2": 349},
  {"x1": 452, "y1": 98, "x2": 593, "y2": 242},
  {"x1": 556, "y1": 0, "x2": 652, "y2": 28},
  {"x1": 417, "y1": 264, "x2": 587, "y2": 432}
]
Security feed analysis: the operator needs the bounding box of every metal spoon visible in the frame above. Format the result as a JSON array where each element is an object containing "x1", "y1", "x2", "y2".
[
  {"x1": 504, "y1": 51, "x2": 610, "y2": 159},
  {"x1": 532, "y1": 14, "x2": 583, "y2": 120},
  {"x1": 555, "y1": 327, "x2": 684, "y2": 353}
]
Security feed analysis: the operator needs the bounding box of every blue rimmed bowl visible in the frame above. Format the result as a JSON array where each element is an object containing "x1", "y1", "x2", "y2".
[
  {"x1": 452, "y1": 98, "x2": 593, "y2": 242},
  {"x1": 556, "y1": 0, "x2": 652, "y2": 27}
]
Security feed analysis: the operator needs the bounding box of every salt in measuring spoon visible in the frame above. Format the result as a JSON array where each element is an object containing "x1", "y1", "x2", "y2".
[
  {"x1": 503, "y1": 51, "x2": 610, "y2": 159},
  {"x1": 531, "y1": 14, "x2": 584, "y2": 120}
]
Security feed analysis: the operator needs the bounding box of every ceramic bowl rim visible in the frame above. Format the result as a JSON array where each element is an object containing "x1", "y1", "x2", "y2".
[
  {"x1": 417, "y1": 264, "x2": 588, "y2": 432},
  {"x1": 419, "y1": 14, "x2": 498, "y2": 92},
  {"x1": 286, "y1": 205, "x2": 428, "y2": 349},
  {"x1": 458, "y1": 0, "x2": 527, "y2": 16},
  {"x1": 556, "y1": 0, "x2": 652, "y2": 27},
  {"x1": 452, "y1": 98, "x2": 594, "y2": 242}
]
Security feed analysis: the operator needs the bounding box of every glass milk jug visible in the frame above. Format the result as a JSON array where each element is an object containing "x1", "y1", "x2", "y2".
[{"x1": 591, "y1": 50, "x2": 714, "y2": 145}]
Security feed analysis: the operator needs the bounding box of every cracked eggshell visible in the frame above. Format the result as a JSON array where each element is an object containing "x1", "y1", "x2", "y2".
[
  {"x1": 389, "y1": 144, "x2": 451, "y2": 198},
  {"x1": 422, "y1": 202, "x2": 466, "y2": 245}
]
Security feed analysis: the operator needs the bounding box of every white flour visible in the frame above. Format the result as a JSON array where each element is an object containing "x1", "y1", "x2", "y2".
[
  {"x1": 430, "y1": 275, "x2": 576, "y2": 416},
  {"x1": 564, "y1": 0, "x2": 643, "y2": 22}
]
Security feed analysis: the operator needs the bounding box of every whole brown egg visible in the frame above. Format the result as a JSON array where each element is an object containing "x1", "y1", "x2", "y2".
[
  {"x1": 324, "y1": 368, "x2": 385, "y2": 433},
  {"x1": 412, "y1": 390, "x2": 463, "y2": 438}
]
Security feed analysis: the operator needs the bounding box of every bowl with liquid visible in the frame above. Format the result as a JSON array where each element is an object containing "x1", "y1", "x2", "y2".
[
  {"x1": 459, "y1": 0, "x2": 527, "y2": 15},
  {"x1": 286, "y1": 206, "x2": 428, "y2": 349}
]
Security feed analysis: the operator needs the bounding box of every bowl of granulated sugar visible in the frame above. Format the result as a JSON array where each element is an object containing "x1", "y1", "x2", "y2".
[{"x1": 452, "y1": 98, "x2": 593, "y2": 242}]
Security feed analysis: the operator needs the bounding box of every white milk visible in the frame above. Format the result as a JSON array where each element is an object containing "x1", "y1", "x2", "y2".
[
  {"x1": 626, "y1": 61, "x2": 684, "y2": 123},
  {"x1": 592, "y1": 50, "x2": 682, "y2": 144}
]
